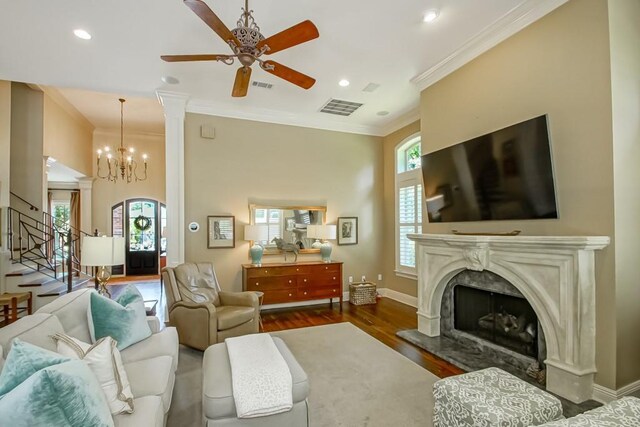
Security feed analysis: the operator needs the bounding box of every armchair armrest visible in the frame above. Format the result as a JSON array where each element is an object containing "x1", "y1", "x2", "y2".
[
  {"x1": 170, "y1": 300, "x2": 217, "y2": 314},
  {"x1": 219, "y1": 291, "x2": 259, "y2": 308},
  {"x1": 146, "y1": 316, "x2": 161, "y2": 333}
]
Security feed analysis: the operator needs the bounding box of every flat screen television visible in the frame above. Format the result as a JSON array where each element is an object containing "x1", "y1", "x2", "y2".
[{"x1": 421, "y1": 115, "x2": 558, "y2": 222}]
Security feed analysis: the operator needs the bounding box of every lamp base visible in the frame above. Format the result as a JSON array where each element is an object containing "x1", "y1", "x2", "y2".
[
  {"x1": 320, "y1": 241, "x2": 332, "y2": 263},
  {"x1": 311, "y1": 239, "x2": 322, "y2": 249},
  {"x1": 95, "y1": 266, "x2": 112, "y2": 298},
  {"x1": 249, "y1": 244, "x2": 264, "y2": 266}
]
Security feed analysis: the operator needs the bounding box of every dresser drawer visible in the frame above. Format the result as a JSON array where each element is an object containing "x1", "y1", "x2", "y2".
[
  {"x1": 246, "y1": 267, "x2": 294, "y2": 278},
  {"x1": 262, "y1": 289, "x2": 299, "y2": 304},
  {"x1": 296, "y1": 264, "x2": 341, "y2": 275},
  {"x1": 298, "y1": 286, "x2": 342, "y2": 300},
  {"x1": 298, "y1": 274, "x2": 340, "y2": 287},
  {"x1": 245, "y1": 276, "x2": 296, "y2": 291}
]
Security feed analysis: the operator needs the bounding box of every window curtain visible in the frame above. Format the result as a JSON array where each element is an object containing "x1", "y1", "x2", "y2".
[{"x1": 70, "y1": 191, "x2": 81, "y2": 262}]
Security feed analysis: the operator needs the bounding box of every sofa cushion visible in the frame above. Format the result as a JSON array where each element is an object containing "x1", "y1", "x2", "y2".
[
  {"x1": 53, "y1": 333, "x2": 135, "y2": 415},
  {"x1": 113, "y1": 396, "x2": 164, "y2": 427},
  {"x1": 0, "y1": 313, "x2": 64, "y2": 354},
  {"x1": 124, "y1": 355, "x2": 175, "y2": 413},
  {"x1": 203, "y1": 336, "x2": 309, "y2": 420},
  {"x1": 120, "y1": 327, "x2": 179, "y2": 372},
  {"x1": 0, "y1": 339, "x2": 71, "y2": 396},
  {"x1": 89, "y1": 288, "x2": 152, "y2": 350},
  {"x1": 37, "y1": 288, "x2": 94, "y2": 343},
  {"x1": 216, "y1": 306, "x2": 255, "y2": 330},
  {"x1": 0, "y1": 359, "x2": 114, "y2": 427}
]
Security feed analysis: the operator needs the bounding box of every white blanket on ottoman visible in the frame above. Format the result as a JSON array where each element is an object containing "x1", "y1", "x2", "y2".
[{"x1": 226, "y1": 333, "x2": 293, "y2": 418}]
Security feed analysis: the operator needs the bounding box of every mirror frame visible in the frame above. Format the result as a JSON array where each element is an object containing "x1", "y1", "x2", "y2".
[{"x1": 248, "y1": 204, "x2": 327, "y2": 255}]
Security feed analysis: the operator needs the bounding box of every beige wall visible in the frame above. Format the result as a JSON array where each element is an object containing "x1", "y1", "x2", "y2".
[
  {"x1": 10, "y1": 83, "x2": 45, "y2": 212},
  {"x1": 92, "y1": 130, "x2": 165, "y2": 236},
  {"x1": 382, "y1": 121, "x2": 421, "y2": 296},
  {"x1": 419, "y1": 0, "x2": 617, "y2": 388},
  {"x1": 609, "y1": 0, "x2": 640, "y2": 388},
  {"x1": 184, "y1": 113, "x2": 384, "y2": 293},
  {"x1": 43, "y1": 90, "x2": 94, "y2": 177},
  {"x1": 0, "y1": 81, "x2": 11, "y2": 294}
]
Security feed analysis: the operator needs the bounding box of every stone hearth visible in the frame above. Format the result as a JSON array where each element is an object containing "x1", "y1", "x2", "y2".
[{"x1": 407, "y1": 234, "x2": 609, "y2": 403}]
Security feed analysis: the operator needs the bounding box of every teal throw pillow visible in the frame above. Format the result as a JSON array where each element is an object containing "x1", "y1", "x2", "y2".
[
  {"x1": 0, "y1": 360, "x2": 114, "y2": 427},
  {"x1": 88, "y1": 285, "x2": 152, "y2": 351},
  {"x1": 0, "y1": 338, "x2": 71, "y2": 397}
]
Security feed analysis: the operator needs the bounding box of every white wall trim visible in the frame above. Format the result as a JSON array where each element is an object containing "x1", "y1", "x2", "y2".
[
  {"x1": 187, "y1": 98, "x2": 386, "y2": 136},
  {"x1": 377, "y1": 288, "x2": 418, "y2": 308},
  {"x1": 380, "y1": 108, "x2": 421, "y2": 137},
  {"x1": 394, "y1": 270, "x2": 418, "y2": 281},
  {"x1": 592, "y1": 379, "x2": 640, "y2": 404},
  {"x1": 93, "y1": 128, "x2": 165, "y2": 139},
  {"x1": 410, "y1": 0, "x2": 569, "y2": 91}
]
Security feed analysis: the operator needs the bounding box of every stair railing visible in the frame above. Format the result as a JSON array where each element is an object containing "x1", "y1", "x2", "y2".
[{"x1": 7, "y1": 207, "x2": 93, "y2": 293}]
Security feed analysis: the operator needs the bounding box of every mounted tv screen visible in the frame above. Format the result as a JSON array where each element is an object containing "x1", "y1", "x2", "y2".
[{"x1": 421, "y1": 115, "x2": 558, "y2": 223}]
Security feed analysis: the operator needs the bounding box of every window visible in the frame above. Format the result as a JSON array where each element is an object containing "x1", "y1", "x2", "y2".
[
  {"x1": 51, "y1": 201, "x2": 70, "y2": 230},
  {"x1": 253, "y1": 208, "x2": 282, "y2": 246},
  {"x1": 395, "y1": 135, "x2": 423, "y2": 278}
]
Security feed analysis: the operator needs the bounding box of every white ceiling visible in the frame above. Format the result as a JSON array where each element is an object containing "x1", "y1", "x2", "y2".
[{"x1": 0, "y1": 0, "x2": 561, "y2": 136}]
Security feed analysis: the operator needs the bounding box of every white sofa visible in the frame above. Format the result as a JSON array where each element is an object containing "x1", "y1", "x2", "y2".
[{"x1": 0, "y1": 288, "x2": 179, "y2": 427}]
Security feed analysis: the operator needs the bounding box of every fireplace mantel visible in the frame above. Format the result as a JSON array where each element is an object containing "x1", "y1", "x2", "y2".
[{"x1": 408, "y1": 233, "x2": 610, "y2": 403}]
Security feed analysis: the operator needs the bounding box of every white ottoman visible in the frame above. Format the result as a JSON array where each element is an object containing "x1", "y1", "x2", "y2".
[
  {"x1": 202, "y1": 337, "x2": 309, "y2": 427},
  {"x1": 433, "y1": 367, "x2": 564, "y2": 426}
]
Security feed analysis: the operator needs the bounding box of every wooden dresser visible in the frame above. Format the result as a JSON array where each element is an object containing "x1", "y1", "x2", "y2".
[{"x1": 242, "y1": 261, "x2": 343, "y2": 309}]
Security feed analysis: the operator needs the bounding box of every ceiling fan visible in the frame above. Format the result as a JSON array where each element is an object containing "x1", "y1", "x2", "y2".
[{"x1": 161, "y1": 0, "x2": 319, "y2": 97}]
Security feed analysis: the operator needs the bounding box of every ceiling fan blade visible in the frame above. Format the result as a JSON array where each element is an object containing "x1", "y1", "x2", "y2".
[
  {"x1": 262, "y1": 61, "x2": 315, "y2": 89},
  {"x1": 257, "y1": 20, "x2": 319, "y2": 55},
  {"x1": 161, "y1": 54, "x2": 230, "y2": 62},
  {"x1": 183, "y1": 0, "x2": 239, "y2": 47},
  {"x1": 232, "y1": 66, "x2": 252, "y2": 97}
]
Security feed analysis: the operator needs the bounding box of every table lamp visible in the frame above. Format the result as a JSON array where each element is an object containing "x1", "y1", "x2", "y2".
[
  {"x1": 311, "y1": 225, "x2": 336, "y2": 262},
  {"x1": 244, "y1": 224, "x2": 269, "y2": 266},
  {"x1": 81, "y1": 236, "x2": 125, "y2": 298}
]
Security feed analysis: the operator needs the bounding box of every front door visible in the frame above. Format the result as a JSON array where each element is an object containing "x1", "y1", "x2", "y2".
[{"x1": 126, "y1": 199, "x2": 159, "y2": 275}]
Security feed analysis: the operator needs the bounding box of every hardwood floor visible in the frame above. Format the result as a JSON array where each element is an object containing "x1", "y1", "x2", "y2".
[{"x1": 262, "y1": 298, "x2": 464, "y2": 379}]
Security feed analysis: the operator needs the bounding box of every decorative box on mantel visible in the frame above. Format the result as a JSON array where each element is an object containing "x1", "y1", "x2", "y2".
[{"x1": 407, "y1": 233, "x2": 610, "y2": 404}]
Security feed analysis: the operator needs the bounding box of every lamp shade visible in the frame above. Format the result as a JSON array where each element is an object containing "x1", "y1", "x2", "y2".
[
  {"x1": 244, "y1": 224, "x2": 268, "y2": 242},
  {"x1": 308, "y1": 224, "x2": 336, "y2": 240},
  {"x1": 81, "y1": 236, "x2": 125, "y2": 267}
]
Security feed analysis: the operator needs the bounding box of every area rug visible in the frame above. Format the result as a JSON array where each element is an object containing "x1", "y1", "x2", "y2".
[{"x1": 167, "y1": 322, "x2": 439, "y2": 426}]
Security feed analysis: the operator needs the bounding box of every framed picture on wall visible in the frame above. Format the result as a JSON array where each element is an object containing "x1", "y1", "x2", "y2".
[
  {"x1": 207, "y1": 216, "x2": 235, "y2": 248},
  {"x1": 337, "y1": 217, "x2": 358, "y2": 245}
]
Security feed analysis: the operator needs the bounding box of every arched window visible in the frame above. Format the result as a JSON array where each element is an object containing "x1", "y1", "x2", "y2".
[{"x1": 395, "y1": 134, "x2": 423, "y2": 278}]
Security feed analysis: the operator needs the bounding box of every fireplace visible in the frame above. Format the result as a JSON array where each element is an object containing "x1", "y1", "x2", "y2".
[
  {"x1": 408, "y1": 233, "x2": 610, "y2": 403},
  {"x1": 454, "y1": 285, "x2": 538, "y2": 358}
]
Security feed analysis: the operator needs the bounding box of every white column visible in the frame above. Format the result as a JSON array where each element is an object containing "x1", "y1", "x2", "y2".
[
  {"x1": 78, "y1": 177, "x2": 94, "y2": 235},
  {"x1": 157, "y1": 91, "x2": 189, "y2": 267}
]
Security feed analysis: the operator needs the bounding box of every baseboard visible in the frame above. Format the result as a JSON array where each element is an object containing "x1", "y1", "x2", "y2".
[
  {"x1": 592, "y1": 379, "x2": 640, "y2": 403},
  {"x1": 377, "y1": 288, "x2": 418, "y2": 308}
]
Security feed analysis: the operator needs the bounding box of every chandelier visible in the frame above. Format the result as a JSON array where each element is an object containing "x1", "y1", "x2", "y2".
[{"x1": 96, "y1": 98, "x2": 148, "y2": 183}]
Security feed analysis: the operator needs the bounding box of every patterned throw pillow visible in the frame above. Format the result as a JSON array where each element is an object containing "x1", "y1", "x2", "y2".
[
  {"x1": 88, "y1": 285, "x2": 152, "y2": 351},
  {"x1": 0, "y1": 360, "x2": 114, "y2": 427},
  {"x1": 52, "y1": 333, "x2": 134, "y2": 415},
  {"x1": 0, "y1": 338, "x2": 71, "y2": 396}
]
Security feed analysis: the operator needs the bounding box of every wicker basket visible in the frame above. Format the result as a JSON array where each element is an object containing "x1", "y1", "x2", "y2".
[{"x1": 349, "y1": 282, "x2": 377, "y2": 305}]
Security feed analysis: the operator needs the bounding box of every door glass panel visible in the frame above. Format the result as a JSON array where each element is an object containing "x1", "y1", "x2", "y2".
[
  {"x1": 160, "y1": 205, "x2": 167, "y2": 256},
  {"x1": 112, "y1": 204, "x2": 124, "y2": 237},
  {"x1": 129, "y1": 201, "x2": 156, "y2": 252}
]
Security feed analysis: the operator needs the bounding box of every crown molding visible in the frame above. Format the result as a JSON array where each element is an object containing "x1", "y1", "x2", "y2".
[
  {"x1": 380, "y1": 108, "x2": 421, "y2": 137},
  {"x1": 186, "y1": 98, "x2": 385, "y2": 137},
  {"x1": 411, "y1": 0, "x2": 569, "y2": 92},
  {"x1": 93, "y1": 128, "x2": 164, "y2": 139}
]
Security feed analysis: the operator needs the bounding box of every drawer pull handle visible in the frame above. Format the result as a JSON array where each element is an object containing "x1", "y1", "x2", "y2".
[
  {"x1": 255, "y1": 282, "x2": 259, "y2": 286},
  {"x1": 333, "y1": 289, "x2": 336, "y2": 292},
  {"x1": 296, "y1": 268, "x2": 299, "y2": 272},
  {"x1": 288, "y1": 293, "x2": 292, "y2": 297},
  {"x1": 333, "y1": 277, "x2": 336, "y2": 280},
  {"x1": 303, "y1": 279, "x2": 307, "y2": 283},
  {"x1": 265, "y1": 271, "x2": 268, "y2": 274},
  {"x1": 325, "y1": 266, "x2": 328, "y2": 270},
  {"x1": 304, "y1": 292, "x2": 307, "y2": 295},
  {"x1": 288, "y1": 280, "x2": 292, "y2": 284}
]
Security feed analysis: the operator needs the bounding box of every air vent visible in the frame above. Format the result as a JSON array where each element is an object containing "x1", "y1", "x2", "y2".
[
  {"x1": 362, "y1": 83, "x2": 380, "y2": 93},
  {"x1": 252, "y1": 81, "x2": 273, "y2": 89},
  {"x1": 320, "y1": 99, "x2": 364, "y2": 117}
]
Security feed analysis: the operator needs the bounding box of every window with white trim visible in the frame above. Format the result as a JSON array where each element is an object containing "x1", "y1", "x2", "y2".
[{"x1": 395, "y1": 135, "x2": 423, "y2": 277}]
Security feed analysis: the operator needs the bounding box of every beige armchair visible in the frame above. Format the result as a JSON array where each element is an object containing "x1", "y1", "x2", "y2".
[{"x1": 161, "y1": 262, "x2": 259, "y2": 351}]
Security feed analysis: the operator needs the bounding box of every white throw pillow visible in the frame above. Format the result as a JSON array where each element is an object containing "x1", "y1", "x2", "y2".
[{"x1": 52, "y1": 333, "x2": 134, "y2": 415}]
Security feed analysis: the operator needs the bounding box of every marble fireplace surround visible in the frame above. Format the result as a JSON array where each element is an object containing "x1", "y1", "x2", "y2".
[{"x1": 407, "y1": 234, "x2": 610, "y2": 403}]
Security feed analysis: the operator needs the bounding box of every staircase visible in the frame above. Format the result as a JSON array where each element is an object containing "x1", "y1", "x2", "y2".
[{"x1": 5, "y1": 204, "x2": 94, "y2": 310}]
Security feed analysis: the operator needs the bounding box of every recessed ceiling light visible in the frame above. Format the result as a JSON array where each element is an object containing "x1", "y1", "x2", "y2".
[
  {"x1": 73, "y1": 29, "x2": 92, "y2": 40},
  {"x1": 423, "y1": 9, "x2": 439, "y2": 23},
  {"x1": 161, "y1": 76, "x2": 180, "y2": 85},
  {"x1": 377, "y1": 111, "x2": 390, "y2": 116},
  {"x1": 338, "y1": 79, "x2": 350, "y2": 87}
]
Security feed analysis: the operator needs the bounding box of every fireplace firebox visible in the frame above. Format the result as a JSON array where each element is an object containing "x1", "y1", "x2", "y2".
[{"x1": 454, "y1": 285, "x2": 539, "y2": 358}]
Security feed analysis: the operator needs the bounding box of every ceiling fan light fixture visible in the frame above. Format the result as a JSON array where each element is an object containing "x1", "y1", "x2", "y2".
[
  {"x1": 423, "y1": 9, "x2": 439, "y2": 23},
  {"x1": 339, "y1": 79, "x2": 350, "y2": 87},
  {"x1": 73, "y1": 29, "x2": 92, "y2": 40}
]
